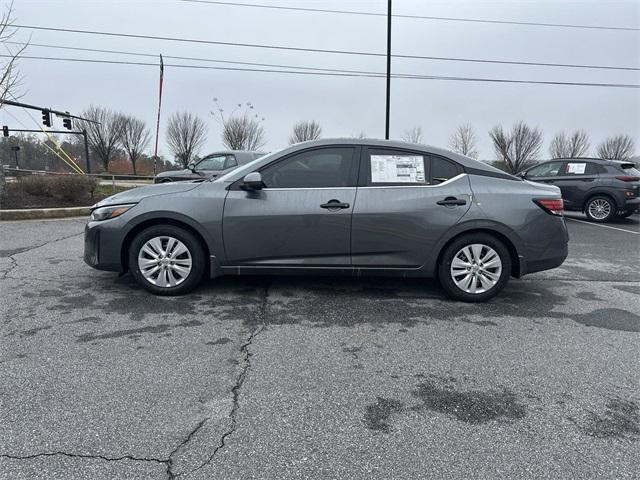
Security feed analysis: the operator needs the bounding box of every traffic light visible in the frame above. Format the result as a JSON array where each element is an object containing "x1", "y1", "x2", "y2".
[
  {"x1": 2, "y1": 125, "x2": 8, "y2": 137},
  {"x1": 62, "y1": 116, "x2": 72, "y2": 130},
  {"x1": 41, "y1": 109, "x2": 52, "y2": 127}
]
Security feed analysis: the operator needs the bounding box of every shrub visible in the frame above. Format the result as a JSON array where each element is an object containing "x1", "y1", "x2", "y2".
[{"x1": 18, "y1": 175, "x2": 98, "y2": 201}]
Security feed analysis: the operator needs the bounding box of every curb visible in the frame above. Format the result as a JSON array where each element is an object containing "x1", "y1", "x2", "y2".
[{"x1": 0, "y1": 206, "x2": 91, "y2": 221}]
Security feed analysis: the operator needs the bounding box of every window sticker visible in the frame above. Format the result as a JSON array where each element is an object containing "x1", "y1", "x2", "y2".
[
  {"x1": 566, "y1": 163, "x2": 586, "y2": 174},
  {"x1": 371, "y1": 155, "x2": 426, "y2": 183}
]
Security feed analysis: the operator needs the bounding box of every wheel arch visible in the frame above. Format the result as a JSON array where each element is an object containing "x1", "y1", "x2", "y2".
[
  {"x1": 431, "y1": 222, "x2": 524, "y2": 278},
  {"x1": 121, "y1": 214, "x2": 211, "y2": 272},
  {"x1": 582, "y1": 191, "x2": 619, "y2": 211}
]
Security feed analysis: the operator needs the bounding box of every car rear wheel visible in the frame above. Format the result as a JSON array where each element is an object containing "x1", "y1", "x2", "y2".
[
  {"x1": 129, "y1": 225, "x2": 206, "y2": 295},
  {"x1": 438, "y1": 233, "x2": 511, "y2": 302},
  {"x1": 584, "y1": 196, "x2": 615, "y2": 223}
]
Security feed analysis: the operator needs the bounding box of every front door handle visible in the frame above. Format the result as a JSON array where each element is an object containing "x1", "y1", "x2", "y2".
[
  {"x1": 436, "y1": 197, "x2": 467, "y2": 206},
  {"x1": 320, "y1": 199, "x2": 350, "y2": 210}
]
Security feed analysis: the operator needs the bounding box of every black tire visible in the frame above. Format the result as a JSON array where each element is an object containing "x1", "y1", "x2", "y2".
[
  {"x1": 128, "y1": 225, "x2": 206, "y2": 295},
  {"x1": 438, "y1": 233, "x2": 511, "y2": 302},
  {"x1": 584, "y1": 196, "x2": 616, "y2": 223}
]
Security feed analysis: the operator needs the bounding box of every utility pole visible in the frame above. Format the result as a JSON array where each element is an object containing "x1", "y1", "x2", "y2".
[{"x1": 385, "y1": 0, "x2": 392, "y2": 140}]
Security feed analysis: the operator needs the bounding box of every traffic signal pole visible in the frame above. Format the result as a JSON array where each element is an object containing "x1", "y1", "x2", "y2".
[
  {"x1": 2, "y1": 127, "x2": 91, "y2": 173},
  {"x1": 82, "y1": 129, "x2": 91, "y2": 174}
]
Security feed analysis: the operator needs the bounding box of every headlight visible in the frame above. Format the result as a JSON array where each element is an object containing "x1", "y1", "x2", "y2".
[{"x1": 90, "y1": 204, "x2": 136, "y2": 221}]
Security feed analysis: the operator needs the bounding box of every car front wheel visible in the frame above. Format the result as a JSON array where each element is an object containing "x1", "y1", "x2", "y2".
[
  {"x1": 129, "y1": 225, "x2": 206, "y2": 295},
  {"x1": 584, "y1": 196, "x2": 615, "y2": 223},
  {"x1": 438, "y1": 234, "x2": 511, "y2": 302}
]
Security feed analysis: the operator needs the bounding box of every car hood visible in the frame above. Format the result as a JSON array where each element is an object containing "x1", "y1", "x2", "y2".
[{"x1": 93, "y1": 181, "x2": 202, "y2": 208}]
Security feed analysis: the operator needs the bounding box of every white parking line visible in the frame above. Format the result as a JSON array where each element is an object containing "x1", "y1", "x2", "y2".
[{"x1": 566, "y1": 217, "x2": 640, "y2": 235}]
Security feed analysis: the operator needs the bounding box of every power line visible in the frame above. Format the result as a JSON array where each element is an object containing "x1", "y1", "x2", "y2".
[
  {"x1": 11, "y1": 40, "x2": 640, "y2": 73},
  {"x1": 5, "y1": 54, "x2": 639, "y2": 89},
  {"x1": 9, "y1": 28, "x2": 640, "y2": 72},
  {"x1": 178, "y1": 0, "x2": 640, "y2": 32}
]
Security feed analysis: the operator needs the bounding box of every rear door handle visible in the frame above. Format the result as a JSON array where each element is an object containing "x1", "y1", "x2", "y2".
[
  {"x1": 437, "y1": 197, "x2": 467, "y2": 206},
  {"x1": 320, "y1": 199, "x2": 350, "y2": 210}
]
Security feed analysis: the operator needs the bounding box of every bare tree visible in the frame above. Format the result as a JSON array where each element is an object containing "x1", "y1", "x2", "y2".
[
  {"x1": 211, "y1": 99, "x2": 266, "y2": 151},
  {"x1": 0, "y1": 2, "x2": 27, "y2": 108},
  {"x1": 596, "y1": 134, "x2": 635, "y2": 160},
  {"x1": 549, "y1": 130, "x2": 590, "y2": 158},
  {"x1": 166, "y1": 111, "x2": 207, "y2": 168},
  {"x1": 289, "y1": 120, "x2": 322, "y2": 144},
  {"x1": 119, "y1": 116, "x2": 150, "y2": 175},
  {"x1": 490, "y1": 121, "x2": 543, "y2": 174},
  {"x1": 401, "y1": 126, "x2": 423, "y2": 143},
  {"x1": 76, "y1": 106, "x2": 125, "y2": 172},
  {"x1": 449, "y1": 123, "x2": 478, "y2": 159}
]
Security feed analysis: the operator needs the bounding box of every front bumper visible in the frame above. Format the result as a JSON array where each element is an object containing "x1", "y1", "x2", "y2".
[{"x1": 83, "y1": 220, "x2": 126, "y2": 272}]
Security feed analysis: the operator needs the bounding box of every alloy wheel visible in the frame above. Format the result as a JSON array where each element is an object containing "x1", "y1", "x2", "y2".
[
  {"x1": 450, "y1": 244, "x2": 503, "y2": 294},
  {"x1": 588, "y1": 199, "x2": 611, "y2": 221},
  {"x1": 137, "y1": 236, "x2": 192, "y2": 287}
]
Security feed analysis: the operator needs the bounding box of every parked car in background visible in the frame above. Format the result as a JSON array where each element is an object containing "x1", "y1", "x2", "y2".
[
  {"x1": 519, "y1": 158, "x2": 640, "y2": 222},
  {"x1": 85, "y1": 139, "x2": 568, "y2": 302},
  {"x1": 154, "y1": 151, "x2": 264, "y2": 183}
]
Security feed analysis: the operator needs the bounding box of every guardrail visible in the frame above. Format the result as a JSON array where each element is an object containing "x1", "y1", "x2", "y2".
[{"x1": 1, "y1": 166, "x2": 156, "y2": 193}]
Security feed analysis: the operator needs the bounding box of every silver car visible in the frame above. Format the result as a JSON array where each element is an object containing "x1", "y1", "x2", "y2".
[
  {"x1": 154, "y1": 150, "x2": 264, "y2": 183},
  {"x1": 85, "y1": 139, "x2": 568, "y2": 302}
]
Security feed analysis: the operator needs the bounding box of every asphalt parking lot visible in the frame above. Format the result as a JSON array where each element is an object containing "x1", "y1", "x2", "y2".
[{"x1": 1, "y1": 213, "x2": 638, "y2": 479}]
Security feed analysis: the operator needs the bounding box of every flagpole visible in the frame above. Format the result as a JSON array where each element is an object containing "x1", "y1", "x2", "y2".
[{"x1": 153, "y1": 54, "x2": 164, "y2": 176}]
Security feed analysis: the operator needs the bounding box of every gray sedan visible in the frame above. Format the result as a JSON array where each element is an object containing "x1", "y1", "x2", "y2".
[
  {"x1": 85, "y1": 139, "x2": 568, "y2": 302},
  {"x1": 154, "y1": 150, "x2": 264, "y2": 183}
]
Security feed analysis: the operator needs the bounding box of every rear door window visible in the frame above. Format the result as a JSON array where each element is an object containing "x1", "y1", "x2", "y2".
[
  {"x1": 561, "y1": 162, "x2": 602, "y2": 176},
  {"x1": 431, "y1": 156, "x2": 462, "y2": 184},
  {"x1": 368, "y1": 149, "x2": 429, "y2": 185}
]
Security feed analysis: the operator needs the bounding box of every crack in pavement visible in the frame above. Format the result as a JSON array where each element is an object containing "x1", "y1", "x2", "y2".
[
  {"x1": 0, "y1": 451, "x2": 168, "y2": 465},
  {"x1": 1, "y1": 231, "x2": 84, "y2": 280},
  {"x1": 169, "y1": 284, "x2": 270, "y2": 479}
]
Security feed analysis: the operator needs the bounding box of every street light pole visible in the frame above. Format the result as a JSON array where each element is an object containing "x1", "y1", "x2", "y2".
[{"x1": 385, "y1": 0, "x2": 392, "y2": 140}]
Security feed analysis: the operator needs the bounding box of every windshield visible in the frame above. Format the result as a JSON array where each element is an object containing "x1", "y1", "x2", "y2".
[{"x1": 196, "y1": 155, "x2": 230, "y2": 171}]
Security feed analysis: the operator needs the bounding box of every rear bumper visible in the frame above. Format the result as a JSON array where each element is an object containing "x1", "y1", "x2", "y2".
[
  {"x1": 520, "y1": 216, "x2": 569, "y2": 276},
  {"x1": 622, "y1": 197, "x2": 640, "y2": 212},
  {"x1": 524, "y1": 244, "x2": 568, "y2": 275}
]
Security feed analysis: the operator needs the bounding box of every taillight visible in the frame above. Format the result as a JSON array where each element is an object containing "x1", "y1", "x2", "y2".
[
  {"x1": 615, "y1": 176, "x2": 640, "y2": 182},
  {"x1": 534, "y1": 198, "x2": 564, "y2": 216}
]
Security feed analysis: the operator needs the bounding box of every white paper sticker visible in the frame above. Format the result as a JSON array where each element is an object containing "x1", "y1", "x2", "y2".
[
  {"x1": 566, "y1": 163, "x2": 586, "y2": 174},
  {"x1": 371, "y1": 155, "x2": 426, "y2": 183}
]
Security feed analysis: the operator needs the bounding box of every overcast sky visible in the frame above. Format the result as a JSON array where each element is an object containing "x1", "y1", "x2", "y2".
[{"x1": 4, "y1": 0, "x2": 640, "y2": 162}]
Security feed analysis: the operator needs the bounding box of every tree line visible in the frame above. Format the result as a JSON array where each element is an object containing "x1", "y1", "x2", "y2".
[
  {"x1": 403, "y1": 122, "x2": 636, "y2": 173},
  {"x1": 1, "y1": 104, "x2": 636, "y2": 176}
]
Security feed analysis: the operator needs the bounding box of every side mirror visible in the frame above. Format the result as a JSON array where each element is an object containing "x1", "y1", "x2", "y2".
[
  {"x1": 517, "y1": 171, "x2": 527, "y2": 179},
  {"x1": 242, "y1": 172, "x2": 263, "y2": 190},
  {"x1": 187, "y1": 162, "x2": 196, "y2": 172}
]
